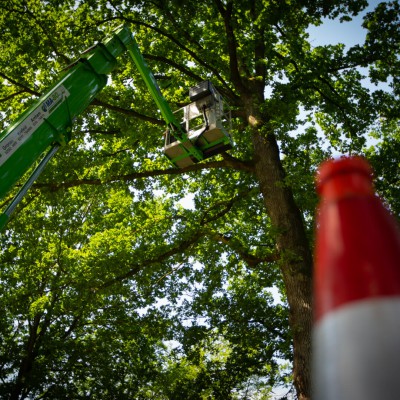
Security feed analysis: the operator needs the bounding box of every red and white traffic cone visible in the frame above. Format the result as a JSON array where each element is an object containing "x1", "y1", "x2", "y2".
[{"x1": 313, "y1": 156, "x2": 400, "y2": 400}]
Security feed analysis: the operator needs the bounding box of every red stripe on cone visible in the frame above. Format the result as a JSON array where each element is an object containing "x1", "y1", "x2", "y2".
[
  {"x1": 313, "y1": 156, "x2": 400, "y2": 400},
  {"x1": 314, "y1": 156, "x2": 400, "y2": 321}
]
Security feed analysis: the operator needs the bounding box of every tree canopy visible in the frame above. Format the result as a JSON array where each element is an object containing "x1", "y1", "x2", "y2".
[{"x1": 0, "y1": 1, "x2": 399, "y2": 399}]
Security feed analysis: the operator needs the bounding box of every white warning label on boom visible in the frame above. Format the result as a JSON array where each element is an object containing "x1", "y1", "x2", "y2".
[{"x1": 0, "y1": 85, "x2": 70, "y2": 166}]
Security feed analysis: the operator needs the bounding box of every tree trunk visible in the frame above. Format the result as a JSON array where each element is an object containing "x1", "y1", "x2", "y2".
[
  {"x1": 251, "y1": 129, "x2": 313, "y2": 399},
  {"x1": 10, "y1": 315, "x2": 41, "y2": 400}
]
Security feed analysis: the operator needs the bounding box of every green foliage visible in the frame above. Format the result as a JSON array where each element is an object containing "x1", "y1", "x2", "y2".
[
  {"x1": 0, "y1": 0, "x2": 399, "y2": 398},
  {"x1": 365, "y1": 120, "x2": 400, "y2": 218}
]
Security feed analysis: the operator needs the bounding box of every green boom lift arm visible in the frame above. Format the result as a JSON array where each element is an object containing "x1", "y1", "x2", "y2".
[{"x1": 0, "y1": 25, "x2": 231, "y2": 231}]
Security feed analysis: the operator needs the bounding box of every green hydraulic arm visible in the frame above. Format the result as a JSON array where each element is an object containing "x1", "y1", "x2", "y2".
[
  {"x1": 126, "y1": 38, "x2": 203, "y2": 161},
  {"x1": 0, "y1": 25, "x2": 204, "y2": 231}
]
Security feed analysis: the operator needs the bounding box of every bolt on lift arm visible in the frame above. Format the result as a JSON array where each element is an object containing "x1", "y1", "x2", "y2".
[{"x1": 0, "y1": 25, "x2": 204, "y2": 231}]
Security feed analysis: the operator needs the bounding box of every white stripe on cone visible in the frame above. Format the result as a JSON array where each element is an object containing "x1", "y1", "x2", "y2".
[{"x1": 313, "y1": 298, "x2": 400, "y2": 400}]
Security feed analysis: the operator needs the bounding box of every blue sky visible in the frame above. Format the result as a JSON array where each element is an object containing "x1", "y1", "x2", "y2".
[{"x1": 307, "y1": 1, "x2": 383, "y2": 48}]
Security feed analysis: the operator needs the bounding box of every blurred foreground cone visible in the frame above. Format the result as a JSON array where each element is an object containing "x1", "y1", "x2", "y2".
[{"x1": 313, "y1": 156, "x2": 400, "y2": 400}]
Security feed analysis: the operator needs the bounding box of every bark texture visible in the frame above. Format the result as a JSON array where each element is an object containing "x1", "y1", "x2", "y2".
[
  {"x1": 252, "y1": 131, "x2": 313, "y2": 399},
  {"x1": 244, "y1": 91, "x2": 313, "y2": 399}
]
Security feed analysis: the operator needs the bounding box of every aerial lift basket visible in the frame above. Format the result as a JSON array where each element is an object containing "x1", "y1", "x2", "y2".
[{"x1": 164, "y1": 80, "x2": 233, "y2": 168}]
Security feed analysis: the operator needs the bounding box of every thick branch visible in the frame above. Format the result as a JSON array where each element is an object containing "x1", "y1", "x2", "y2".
[
  {"x1": 0, "y1": 72, "x2": 39, "y2": 97},
  {"x1": 33, "y1": 158, "x2": 255, "y2": 192},
  {"x1": 81, "y1": 129, "x2": 121, "y2": 136},
  {"x1": 213, "y1": 0, "x2": 246, "y2": 93},
  {"x1": 208, "y1": 230, "x2": 279, "y2": 267},
  {"x1": 120, "y1": 17, "x2": 228, "y2": 85},
  {"x1": 100, "y1": 232, "x2": 200, "y2": 289},
  {"x1": 0, "y1": 90, "x2": 29, "y2": 103},
  {"x1": 90, "y1": 98, "x2": 163, "y2": 125},
  {"x1": 100, "y1": 189, "x2": 248, "y2": 289},
  {"x1": 143, "y1": 53, "x2": 203, "y2": 82},
  {"x1": 151, "y1": 2, "x2": 204, "y2": 52}
]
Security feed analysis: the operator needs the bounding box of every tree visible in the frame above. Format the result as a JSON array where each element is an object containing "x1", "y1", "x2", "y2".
[{"x1": 0, "y1": 0, "x2": 399, "y2": 399}]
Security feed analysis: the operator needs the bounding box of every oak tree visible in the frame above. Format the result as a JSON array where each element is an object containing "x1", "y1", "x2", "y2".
[{"x1": 0, "y1": 1, "x2": 399, "y2": 399}]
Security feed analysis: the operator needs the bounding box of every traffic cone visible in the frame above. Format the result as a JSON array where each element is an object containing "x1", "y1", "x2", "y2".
[{"x1": 313, "y1": 156, "x2": 400, "y2": 400}]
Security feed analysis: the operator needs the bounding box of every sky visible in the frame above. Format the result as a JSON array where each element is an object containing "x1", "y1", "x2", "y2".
[
  {"x1": 307, "y1": 0, "x2": 383, "y2": 48},
  {"x1": 306, "y1": 1, "x2": 390, "y2": 155}
]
